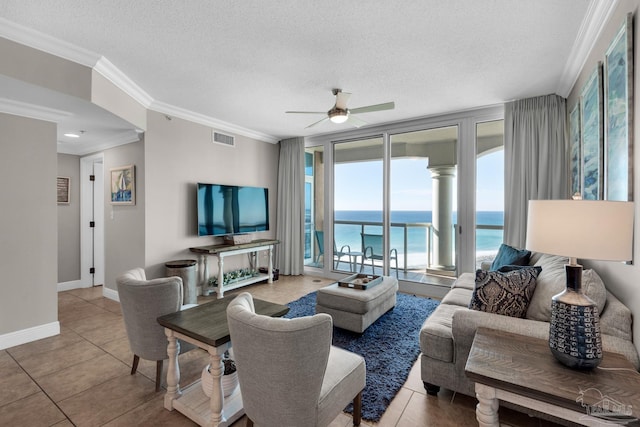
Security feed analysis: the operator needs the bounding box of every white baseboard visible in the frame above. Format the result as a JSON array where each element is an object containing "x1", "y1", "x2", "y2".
[
  {"x1": 0, "y1": 321, "x2": 60, "y2": 350},
  {"x1": 103, "y1": 286, "x2": 119, "y2": 302},
  {"x1": 57, "y1": 280, "x2": 83, "y2": 292}
]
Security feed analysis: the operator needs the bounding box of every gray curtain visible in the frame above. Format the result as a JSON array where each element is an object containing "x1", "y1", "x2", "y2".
[
  {"x1": 275, "y1": 137, "x2": 305, "y2": 275},
  {"x1": 504, "y1": 94, "x2": 569, "y2": 248}
]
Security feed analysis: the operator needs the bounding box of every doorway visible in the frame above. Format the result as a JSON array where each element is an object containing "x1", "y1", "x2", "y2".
[{"x1": 80, "y1": 153, "x2": 105, "y2": 287}]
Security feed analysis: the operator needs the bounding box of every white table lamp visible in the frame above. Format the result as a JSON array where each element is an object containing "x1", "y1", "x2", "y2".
[{"x1": 526, "y1": 200, "x2": 634, "y2": 369}]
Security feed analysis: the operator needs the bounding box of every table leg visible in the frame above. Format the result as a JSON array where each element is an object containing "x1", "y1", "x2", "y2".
[
  {"x1": 208, "y1": 350, "x2": 225, "y2": 426},
  {"x1": 164, "y1": 330, "x2": 181, "y2": 410},
  {"x1": 217, "y1": 255, "x2": 225, "y2": 299},
  {"x1": 475, "y1": 383, "x2": 500, "y2": 427},
  {"x1": 267, "y1": 245, "x2": 273, "y2": 284}
]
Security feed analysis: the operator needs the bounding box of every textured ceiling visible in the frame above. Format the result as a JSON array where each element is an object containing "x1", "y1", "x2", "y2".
[{"x1": 0, "y1": 0, "x2": 595, "y2": 146}]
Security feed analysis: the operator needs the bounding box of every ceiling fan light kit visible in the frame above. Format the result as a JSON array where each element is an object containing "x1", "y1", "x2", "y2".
[
  {"x1": 286, "y1": 88, "x2": 395, "y2": 129},
  {"x1": 328, "y1": 108, "x2": 349, "y2": 123}
]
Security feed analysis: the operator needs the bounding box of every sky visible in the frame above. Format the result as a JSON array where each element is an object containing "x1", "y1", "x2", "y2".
[{"x1": 334, "y1": 150, "x2": 504, "y2": 212}]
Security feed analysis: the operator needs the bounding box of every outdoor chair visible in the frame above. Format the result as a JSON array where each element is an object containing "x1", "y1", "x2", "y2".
[
  {"x1": 361, "y1": 233, "x2": 399, "y2": 278},
  {"x1": 315, "y1": 230, "x2": 359, "y2": 270},
  {"x1": 227, "y1": 292, "x2": 366, "y2": 426}
]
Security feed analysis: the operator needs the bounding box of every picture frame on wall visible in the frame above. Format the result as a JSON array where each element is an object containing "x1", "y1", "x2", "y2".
[
  {"x1": 580, "y1": 63, "x2": 604, "y2": 200},
  {"x1": 57, "y1": 176, "x2": 70, "y2": 204},
  {"x1": 569, "y1": 103, "x2": 581, "y2": 198},
  {"x1": 110, "y1": 164, "x2": 135, "y2": 205},
  {"x1": 604, "y1": 12, "x2": 634, "y2": 201}
]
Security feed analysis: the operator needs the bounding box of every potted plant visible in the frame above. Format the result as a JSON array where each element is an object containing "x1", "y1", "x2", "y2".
[{"x1": 201, "y1": 352, "x2": 239, "y2": 397}]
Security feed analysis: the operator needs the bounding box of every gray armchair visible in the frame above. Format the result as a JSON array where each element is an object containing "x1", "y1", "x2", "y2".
[
  {"x1": 116, "y1": 268, "x2": 195, "y2": 392},
  {"x1": 227, "y1": 292, "x2": 366, "y2": 427}
]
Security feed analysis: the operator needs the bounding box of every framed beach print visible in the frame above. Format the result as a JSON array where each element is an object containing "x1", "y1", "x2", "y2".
[
  {"x1": 580, "y1": 63, "x2": 604, "y2": 200},
  {"x1": 604, "y1": 12, "x2": 634, "y2": 201},
  {"x1": 569, "y1": 103, "x2": 581, "y2": 198},
  {"x1": 57, "y1": 177, "x2": 70, "y2": 204},
  {"x1": 110, "y1": 164, "x2": 135, "y2": 205}
]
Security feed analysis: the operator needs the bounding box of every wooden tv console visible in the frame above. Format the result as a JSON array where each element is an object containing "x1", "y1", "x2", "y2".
[{"x1": 189, "y1": 239, "x2": 279, "y2": 298}]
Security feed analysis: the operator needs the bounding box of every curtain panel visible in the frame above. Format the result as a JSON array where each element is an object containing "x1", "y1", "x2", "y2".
[
  {"x1": 504, "y1": 94, "x2": 569, "y2": 248},
  {"x1": 275, "y1": 137, "x2": 305, "y2": 275}
]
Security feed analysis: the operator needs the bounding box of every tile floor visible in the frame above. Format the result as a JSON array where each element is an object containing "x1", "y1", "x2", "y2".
[{"x1": 0, "y1": 275, "x2": 563, "y2": 426}]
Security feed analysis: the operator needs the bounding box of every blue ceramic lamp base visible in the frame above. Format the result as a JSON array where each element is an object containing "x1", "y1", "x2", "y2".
[{"x1": 548, "y1": 263, "x2": 602, "y2": 369}]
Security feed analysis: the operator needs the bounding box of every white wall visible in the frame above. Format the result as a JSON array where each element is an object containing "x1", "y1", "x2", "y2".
[
  {"x1": 0, "y1": 113, "x2": 59, "y2": 345},
  {"x1": 143, "y1": 110, "x2": 280, "y2": 281},
  {"x1": 567, "y1": 0, "x2": 640, "y2": 355},
  {"x1": 103, "y1": 139, "x2": 146, "y2": 291},
  {"x1": 57, "y1": 153, "x2": 81, "y2": 283}
]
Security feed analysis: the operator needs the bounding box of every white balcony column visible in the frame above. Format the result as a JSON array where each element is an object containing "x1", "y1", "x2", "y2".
[{"x1": 428, "y1": 165, "x2": 456, "y2": 271}]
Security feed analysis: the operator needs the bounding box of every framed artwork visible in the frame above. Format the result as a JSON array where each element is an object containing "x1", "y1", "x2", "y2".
[
  {"x1": 580, "y1": 63, "x2": 604, "y2": 200},
  {"x1": 110, "y1": 164, "x2": 135, "y2": 205},
  {"x1": 57, "y1": 177, "x2": 70, "y2": 204},
  {"x1": 569, "y1": 103, "x2": 581, "y2": 198},
  {"x1": 604, "y1": 12, "x2": 634, "y2": 201}
]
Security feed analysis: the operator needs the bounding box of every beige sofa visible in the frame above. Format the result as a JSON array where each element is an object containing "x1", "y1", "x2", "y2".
[{"x1": 419, "y1": 253, "x2": 640, "y2": 397}]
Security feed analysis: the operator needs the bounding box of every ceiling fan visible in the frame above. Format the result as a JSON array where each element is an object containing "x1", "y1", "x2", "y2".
[{"x1": 286, "y1": 89, "x2": 395, "y2": 129}]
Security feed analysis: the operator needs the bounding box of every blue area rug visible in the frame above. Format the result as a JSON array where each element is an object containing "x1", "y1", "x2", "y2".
[{"x1": 284, "y1": 291, "x2": 440, "y2": 422}]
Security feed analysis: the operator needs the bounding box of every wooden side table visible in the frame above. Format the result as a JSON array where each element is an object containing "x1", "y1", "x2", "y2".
[
  {"x1": 465, "y1": 328, "x2": 640, "y2": 427},
  {"x1": 158, "y1": 297, "x2": 289, "y2": 427}
]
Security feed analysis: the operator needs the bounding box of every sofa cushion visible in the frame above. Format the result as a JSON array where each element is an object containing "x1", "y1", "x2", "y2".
[
  {"x1": 451, "y1": 272, "x2": 475, "y2": 291},
  {"x1": 469, "y1": 268, "x2": 540, "y2": 318},
  {"x1": 526, "y1": 254, "x2": 607, "y2": 322},
  {"x1": 441, "y1": 287, "x2": 473, "y2": 307},
  {"x1": 420, "y1": 304, "x2": 468, "y2": 363},
  {"x1": 490, "y1": 243, "x2": 531, "y2": 271}
]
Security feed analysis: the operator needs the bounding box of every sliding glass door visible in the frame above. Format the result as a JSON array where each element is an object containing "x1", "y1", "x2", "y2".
[
  {"x1": 390, "y1": 126, "x2": 459, "y2": 281},
  {"x1": 333, "y1": 137, "x2": 385, "y2": 274},
  {"x1": 475, "y1": 120, "x2": 504, "y2": 269},
  {"x1": 304, "y1": 146, "x2": 325, "y2": 268}
]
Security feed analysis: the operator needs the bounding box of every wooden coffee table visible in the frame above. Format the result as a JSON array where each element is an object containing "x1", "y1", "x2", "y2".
[
  {"x1": 465, "y1": 328, "x2": 640, "y2": 427},
  {"x1": 158, "y1": 297, "x2": 289, "y2": 427}
]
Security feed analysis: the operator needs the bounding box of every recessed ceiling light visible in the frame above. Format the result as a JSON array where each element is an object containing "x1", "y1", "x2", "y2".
[{"x1": 64, "y1": 133, "x2": 80, "y2": 138}]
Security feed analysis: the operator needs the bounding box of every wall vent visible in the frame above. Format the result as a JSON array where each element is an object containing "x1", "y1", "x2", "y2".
[{"x1": 212, "y1": 131, "x2": 235, "y2": 147}]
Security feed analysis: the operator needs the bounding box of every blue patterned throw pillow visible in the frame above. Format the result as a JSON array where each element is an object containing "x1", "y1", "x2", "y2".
[{"x1": 469, "y1": 268, "x2": 540, "y2": 318}]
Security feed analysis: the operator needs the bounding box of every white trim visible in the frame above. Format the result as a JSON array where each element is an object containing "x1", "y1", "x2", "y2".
[
  {"x1": 556, "y1": 0, "x2": 619, "y2": 97},
  {"x1": 80, "y1": 152, "x2": 104, "y2": 288},
  {"x1": 58, "y1": 129, "x2": 140, "y2": 156},
  {"x1": 0, "y1": 97, "x2": 73, "y2": 122},
  {"x1": 93, "y1": 56, "x2": 154, "y2": 108},
  {"x1": 103, "y1": 286, "x2": 120, "y2": 302},
  {"x1": 0, "y1": 17, "x2": 99, "y2": 67},
  {"x1": 150, "y1": 100, "x2": 279, "y2": 144},
  {"x1": 0, "y1": 321, "x2": 60, "y2": 350},
  {"x1": 57, "y1": 280, "x2": 84, "y2": 292},
  {"x1": 0, "y1": 18, "x2": 279, "y2": 144}
]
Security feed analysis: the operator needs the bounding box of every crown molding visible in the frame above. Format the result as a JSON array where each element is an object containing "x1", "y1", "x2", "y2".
[
  {"x1": 0, "y1": 97, "x2": 73, "y2": 122},
  {"x1": 93, "y1": 56, "x2": 154, "y2": 108},
  {"x1": 556, "y1": 0, "x2": 619, "y2": 97},
  {"x1": 150, "y1": 100, "x2": 279, "y2": 144},
  {"x1": 57, "y1": 129, "x2": 141, "y2": 156},
  {"x1": 0, "y1": 17, "x2": 279, "y2": 143},
  {"x1": 0, "y1": 17, "x2": 99, "y2": 67}
]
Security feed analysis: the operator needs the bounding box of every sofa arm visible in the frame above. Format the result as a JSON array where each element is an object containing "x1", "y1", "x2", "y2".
[
  {"x1": 452, "y1": 309, "x2": 550, "y2": 362},
  {"x1": 600, "y1": 291, "x2": 633, "y2": 341}
]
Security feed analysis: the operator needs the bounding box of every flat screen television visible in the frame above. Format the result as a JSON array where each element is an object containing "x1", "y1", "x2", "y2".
[{"x1": 197, "y1": 183, "x2": 269, "y2": 236}]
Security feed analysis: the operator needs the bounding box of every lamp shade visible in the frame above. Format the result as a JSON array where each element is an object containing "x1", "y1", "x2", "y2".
[{"x1": 526, "y1": 200, "x2": 634, "y2": 262}]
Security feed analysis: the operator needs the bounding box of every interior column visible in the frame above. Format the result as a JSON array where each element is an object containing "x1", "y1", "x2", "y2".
[{"x1": 428, "y1": 165, "x2": 456, "y2": 271}]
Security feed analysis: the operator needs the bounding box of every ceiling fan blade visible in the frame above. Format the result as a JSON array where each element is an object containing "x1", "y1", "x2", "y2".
[
  {"x1": 286, "y1": 111, "x2": 326, "y2": 114},
  {"x1": 347, "y1": 115, "x2": 368, "y2": 128},
  {"x1": 335, "y1": 91, "x2": 352, "y2": 110},
  {"x1": 306, "y1": 117, "x2": 330, "y2": 128},
  {"x1": 350, "y1": 101, "x2": 395, "y2": 114}
]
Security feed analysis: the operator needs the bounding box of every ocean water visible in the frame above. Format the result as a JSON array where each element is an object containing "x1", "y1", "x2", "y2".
[{"x1": 329, "y1": 210, "x2": 504, "y2": 269}]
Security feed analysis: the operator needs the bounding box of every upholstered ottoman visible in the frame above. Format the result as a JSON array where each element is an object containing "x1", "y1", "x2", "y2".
[{"x1": 316, "y1": 276, "x2": 398, "y2": 333}]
